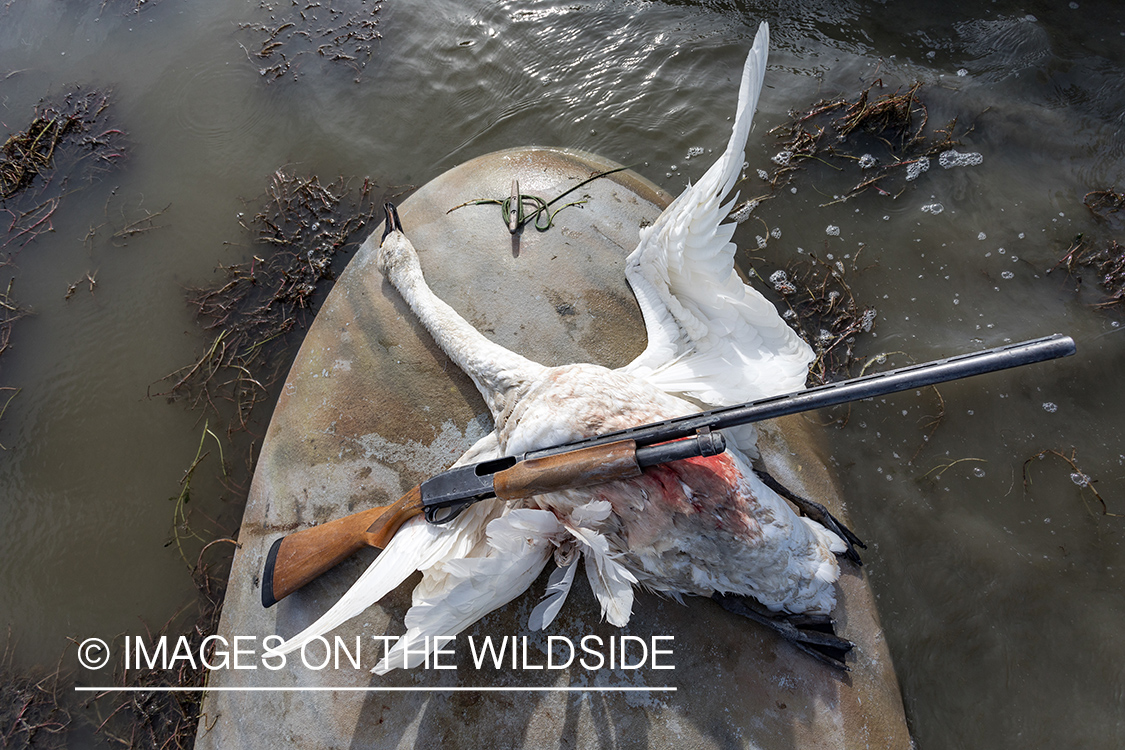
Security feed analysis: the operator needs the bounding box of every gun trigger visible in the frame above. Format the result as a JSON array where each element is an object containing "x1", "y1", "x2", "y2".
[{"x1": 425, "y1": 502, "x2": 471, "y2": 525}]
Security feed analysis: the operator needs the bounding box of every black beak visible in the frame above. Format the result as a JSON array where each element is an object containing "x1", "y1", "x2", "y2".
[{"x1": 381, "y1": 202, "x2": 403, "y2": 242}]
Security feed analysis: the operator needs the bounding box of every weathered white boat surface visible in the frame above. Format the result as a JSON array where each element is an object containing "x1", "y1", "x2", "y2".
[{"x1": 195, "y1": 147, "x2": 911, "y2": 749}]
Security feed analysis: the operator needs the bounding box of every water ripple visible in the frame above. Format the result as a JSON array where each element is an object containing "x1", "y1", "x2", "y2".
[
  {"x1": 164, "y1": 57, "x2": 271, "y2": 169},
  {"x1": 392, "y1": 0, "x2": 757, "y2": 172},
  {"x1": 955, "y1": 15, "x2": 1052, "y2": 81}
]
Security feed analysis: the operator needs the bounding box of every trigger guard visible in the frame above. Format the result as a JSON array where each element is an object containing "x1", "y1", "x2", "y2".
[{"x1": 425, "y1": 503, "x2": 469, "y2": 525}]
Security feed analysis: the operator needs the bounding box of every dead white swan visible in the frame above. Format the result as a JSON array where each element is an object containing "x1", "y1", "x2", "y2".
[{"x1": 270, "y1": 22, "x2": 858, "y2": 673}]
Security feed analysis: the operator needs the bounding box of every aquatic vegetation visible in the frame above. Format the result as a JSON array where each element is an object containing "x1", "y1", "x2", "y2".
[
  {"x1": 1084, "y1": 189, "x2": 1125, "y2": 227},
  {"x1": 0, "y1": 632, "x2": 71, "y2": 750},
  {"x1": 0, "y1": 276, "x2": 23, "y2": 360},
  {"x1": 1023, "y1": 448, "x2": 1122, "y2": 520},
  {"x1": 1053, "y1": 234, "x2": 1125, "y2": 309},
  {"x1": 730, "y1": 80, "x2": 973, "y2": 217},
  {"x1": 238, "y1": 0, "x2": 385, "y2": 83},
  {"x1": 85, "y1": 567, "x2": 229, "y2": 750},
  {"x1": 0, "y1": 275, "x2": 25, "y2": 450},
  {"x1": 1, "y1": 498, "x2": 229, "y2": 750},
  {"x1": 766, "y1": 252, "x2": 877, "y2": 384},
  {"x1": 156, "y1": 170, "x2": 389, "y2": 428},
  {"x1": 447, "y1": 165, "x2": 630, "y2": 234},
  {"x1": 0, "y1": 91, "x2": 124, "y2": 247}
]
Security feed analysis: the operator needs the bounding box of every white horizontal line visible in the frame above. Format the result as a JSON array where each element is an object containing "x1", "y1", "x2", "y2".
[{"x1": 75, "y1": 686, "x2": 676, "y2": 693}]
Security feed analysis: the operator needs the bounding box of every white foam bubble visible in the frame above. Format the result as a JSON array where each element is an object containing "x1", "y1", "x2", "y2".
[
  {"x1": 939, "y1": 150, "x2": 984, "y2": 169},
  {"x1": 860, "y1": 308, "x2": 876, "y2": 331},
  {"x1": 906, "y1": 157, "x2": 930, "y2": 181},
  {"x1": 729, "y1": 200, "x2": 757, "y2": 223},
  {"x1": 769, "y1": 270, "x2": 797, "y2": 295}
]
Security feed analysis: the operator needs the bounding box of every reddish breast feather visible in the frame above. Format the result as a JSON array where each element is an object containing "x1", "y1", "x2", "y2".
[{"x1": 602, "y1": 452, "x2": 760, "y2": 539}]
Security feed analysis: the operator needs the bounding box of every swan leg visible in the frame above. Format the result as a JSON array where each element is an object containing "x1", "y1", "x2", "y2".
[
  {"x1": 711, "y1": 593, "x2": 853, "y2": 671},
  {"x1": 755, "y1": 469, "x2": 866, "y2": 566}
]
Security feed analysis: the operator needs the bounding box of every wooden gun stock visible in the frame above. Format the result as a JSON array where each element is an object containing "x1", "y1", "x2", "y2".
[
  {"x1": 261, "y1": 486, "x2": 423, "y2": 608},
  {"x1": 261, "y1": 440, "x2": 642, "y2": 607}
]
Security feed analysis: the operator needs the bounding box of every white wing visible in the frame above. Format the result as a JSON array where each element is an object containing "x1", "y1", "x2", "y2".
[{"x1": 621, "y1": 22, "x2": 814, "y2": 406}]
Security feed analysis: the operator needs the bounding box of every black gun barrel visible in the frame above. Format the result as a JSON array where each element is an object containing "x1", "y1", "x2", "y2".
[
  {"x1": 526, "y1": 333, "x2": 1076, "y2": 460},
  {"x1": 424, "y1": 334, "x2": 1075, "y2": 524}
]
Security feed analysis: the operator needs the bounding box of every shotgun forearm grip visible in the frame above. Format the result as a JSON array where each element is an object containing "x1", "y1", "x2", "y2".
[
  {"x1": 261, "y1": 486, "x2": 423, "y2": 607},
  {"x1": 492, "y1": 439, "x2": 640, "y2": 499}
]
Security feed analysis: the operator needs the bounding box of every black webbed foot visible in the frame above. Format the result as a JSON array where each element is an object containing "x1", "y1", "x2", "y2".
[
  {"x1": 711, "y1": 593, "x2": 853, "y2": 671},
  {"x1": 756, "y1": 469, "x2": 866, "y2": 566}
]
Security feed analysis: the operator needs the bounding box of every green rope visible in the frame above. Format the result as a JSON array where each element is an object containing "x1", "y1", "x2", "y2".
[{"x1": 447, "y1": 165, "x2": 631, "y2": 233}]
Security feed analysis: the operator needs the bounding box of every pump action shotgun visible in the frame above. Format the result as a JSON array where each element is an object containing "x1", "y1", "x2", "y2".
[{"x1": 261, "y1": 333, "x2": 1076, "y2": 608}]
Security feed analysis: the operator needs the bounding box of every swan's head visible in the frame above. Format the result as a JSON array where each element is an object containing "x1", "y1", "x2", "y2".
[{"x1": 376, "y1": 202, "x2": 421, "y2": 280}]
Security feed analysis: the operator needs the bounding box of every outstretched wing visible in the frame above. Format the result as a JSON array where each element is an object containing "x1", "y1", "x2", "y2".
[{"x1": 620, "y1": 22, "x2": 814, "y2": 406}]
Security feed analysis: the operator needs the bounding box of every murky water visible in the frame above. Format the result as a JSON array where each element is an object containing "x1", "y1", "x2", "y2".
[{"x1": 1, "y1": 0, "x2": 1123, "y2": 747}]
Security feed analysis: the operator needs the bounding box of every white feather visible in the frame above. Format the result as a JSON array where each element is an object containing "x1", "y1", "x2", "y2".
[
  {"x1": 621, "y1": 23, "x2": 815, "y2": 406},
  {"x1": 560, "y1": 501, "x2": 638, "y2": 627},
  {"x1": 528, "y1": 560, "x2": 578, "y2": 631},
  {"x1": 374, "y1": 509, "x2": 564, "y2": 673}
]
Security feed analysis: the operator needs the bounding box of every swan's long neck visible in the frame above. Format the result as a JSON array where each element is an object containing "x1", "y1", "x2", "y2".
[{"x1": 379, "y1": 232, "x2": 546, "y2": 425}]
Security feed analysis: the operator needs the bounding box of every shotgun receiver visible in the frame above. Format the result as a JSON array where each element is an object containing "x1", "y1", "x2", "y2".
[{"x1": 261, "y1": 333, "x2": 1076, "y2": 608}]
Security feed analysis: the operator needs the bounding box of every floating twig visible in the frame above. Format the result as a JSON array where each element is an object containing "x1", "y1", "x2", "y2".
[
  {"x1": 920, "y1": 456, "x2": 986, "y2": 481},
  {"x1": 1023, "y1": 448, "x2": 1122, "y2": 519}
]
